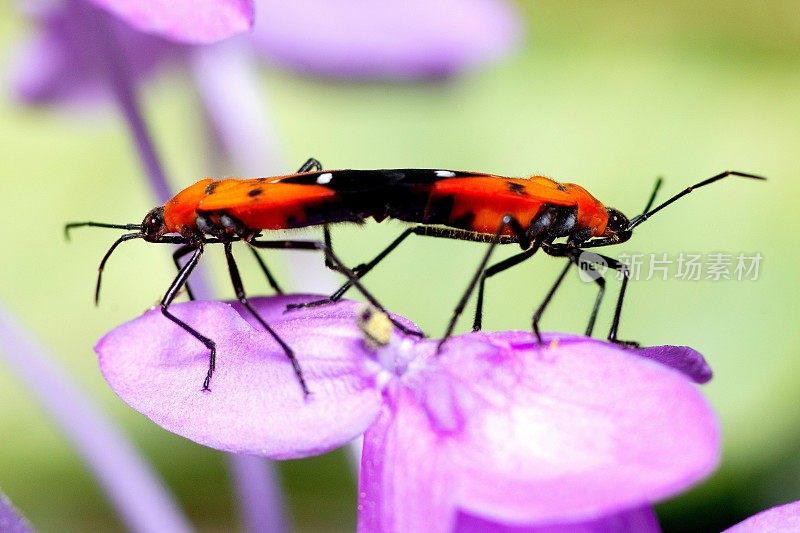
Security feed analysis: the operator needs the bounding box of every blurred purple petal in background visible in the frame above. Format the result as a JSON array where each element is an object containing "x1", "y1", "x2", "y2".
[
  {"x1": 250, "y1": 0, "x2": 522, "y2": 79},
  {"x1": 10, "y1": 2, "x2": 181, "y2": 105},
  {"x1": 86, "y1": 0, "x2": 255, "y2": 44},
  {"x1": 10, "y1": 0, "x2": 523, "y2": 109}
]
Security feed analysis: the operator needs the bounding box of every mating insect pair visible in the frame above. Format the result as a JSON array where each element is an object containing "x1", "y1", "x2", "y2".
[{"x1": 67, "y1": 158, "x2": 764, "y2": 393}]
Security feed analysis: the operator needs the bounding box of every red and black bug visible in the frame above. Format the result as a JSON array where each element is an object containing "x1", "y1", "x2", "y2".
[
  {"x1": 65, "y1": 158, "x2": 422, "y2": 394},
  {"x1": 283, "y1": 166, "x2": 765, "y2": 347},
  {"x1": 68, "y1": 159, "x2": 764, "y2": 392}
]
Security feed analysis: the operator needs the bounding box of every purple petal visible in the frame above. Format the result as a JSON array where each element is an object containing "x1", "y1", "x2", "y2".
[
  {"x1": 96, "y1": 298, "x2": 385, "y2": 458},
  {"x1": 489, "y1": 331, "x2": 712, "y2": 384},
  {"x1": 10, "y1": 2, "x2": 181, "y2": 105},
  {"x1": 634, "y1": 344, "x2": 712, "y2": 384},
  {"x1": 87, "y1": 0, "x2": 254, "y2": 44},
  {"x1": 0, "y1": 492, "x2": 32, "y2": 533},
  {"x1": 250, "y1": 0, "x2": 522, "y2": 79},
  {"x1": 359, "y1": 390, "x2": 455, "y2": 533},
  {"x1": 232, "y1": 294, "x2": 419, "y2": 332},
  {"x1": 723, "y1": 500, "x2": 800, "y2": 532},
  {"x1": 418, "y1": 331, "x2": 719, "y2": 525},
  {"x1": 454, "y1": 506, "x2": 660, "y2": 532}
]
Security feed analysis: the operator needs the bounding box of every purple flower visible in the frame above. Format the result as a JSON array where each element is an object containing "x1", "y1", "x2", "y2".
[
  {"x1": 9, "y1": 0, "x2": 522, "y2": 107},
  {"x1": 96, "y1": 296, "x2": 720, "y2": 530},
  {"x1": 85, "y1": 0, "x2": 254, "y2": 44},
  {"x1": 724, "y1": 500, "x2": 800, "y2": 532},
  {"x1": 10, "y1": 2, "x2": 182, "y2": 105},
  {"x1": 250, "y1": 0, "x2": 522, "y2": 79}
]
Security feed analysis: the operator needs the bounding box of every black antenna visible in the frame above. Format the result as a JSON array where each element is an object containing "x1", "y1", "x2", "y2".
[
  {"x1": 95, "y1": 233, "x2": 142, "y2": 305},
  {"x1": 627, "y1": 171, "x2": 766, "y2": 231},
  {"x1": 641, "y1": 177, "x2": 664, "y2": 215},
  {"x1": 65, "y1": 222, "x2": 142, "y2": 240}
]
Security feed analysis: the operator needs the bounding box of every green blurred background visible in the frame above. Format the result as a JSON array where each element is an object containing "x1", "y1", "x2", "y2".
[{"x1": 1, "y1": 1, "x2": 799, "y2": 531}]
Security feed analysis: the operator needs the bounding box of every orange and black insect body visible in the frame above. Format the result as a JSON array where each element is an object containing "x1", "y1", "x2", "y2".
[
  {"x1": 288, "y1": 167, "x2": 765, "y2": 348},
  {"x1": 66, "y1": 158, "x2": 422, "y2": 395},
  {"x1": 68, "y1": 159, "x2": 764, "y2": 389}
]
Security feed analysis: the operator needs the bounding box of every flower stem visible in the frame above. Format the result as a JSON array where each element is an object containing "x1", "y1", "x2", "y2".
[
  {"x1": 0, "y1": 304, "x2": 192, "y2": 533},
  {"x1": 73, "y1": 0, "x2": 172, "y2": 205},
  {"x1": 0, "y1": 490, "x2": 32, "y2": 533},
  {"x1": 229, "y1": 455, "x2": 288, "y2": 533}
]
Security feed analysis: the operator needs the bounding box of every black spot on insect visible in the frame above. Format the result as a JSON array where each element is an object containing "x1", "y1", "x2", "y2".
[
  {"x1": 450, "y1": 210, "x2": 475, "y2": 231},
  {"x1": 423, "y1": 194, "x2": 456, "y2": 225},
  {"x1": 257, "y1": 177, "x2": 267, "y2": 183},
  {"x1": 248, "y1": 188, "x2": 263, "y2": 197},
  {"x1": 556, "y1": 182, "x2": 568, "y2": 192},
  {"x1": 507, "y1": 182, "x2": 528, "y2": 196},
  {"x1": 205, "y1": 181, "x2": 219, "y2": 195}
]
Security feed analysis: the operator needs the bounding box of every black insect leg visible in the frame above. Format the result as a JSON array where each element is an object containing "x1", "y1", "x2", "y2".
[
  {"x1": 250, "y1": 238, "x2": 423, "y2": 337},
  {"x1": 566, "y1": 248, "x2": 633, "y2": 345},
  {"x1": 172, "y1": 244, "x2": 197, "y2": 301},
  {"x1": 247, "y1": 246, "x2": 284, "y2": 295},
  {"x1": 530, "y1": 259, "x2": 605, "y2": 344},
  {"x1": 223, "y1": 242, "x2": 309, "y2": 395},
  {"x1": 533, "y1": 245, "x2": 608, "y2": 341},
  {"x1": 158, "y1": 244, "x2": 219, "y2": 391},
  {"x1": 600, "y1": 254, "x2": 632, "y2": 344},
  {"x1": 531, "y1": 260, "x2": 573, "y2": 343},
  {"x1": 286, "y1": 226, "x2": 419, "y2": 312},
  {"x1": 288, "y1": 224, "x2": 517, "y2": 313},
  {"x1": 297, "y1": 157, "x2": 322, "y2": 173},
  {"x1": 472, "y1": 247, "x2": 539, "y2": 332},
  {"x1": 580, "y1": 262, "x2": 606, "y2": 338},
  {"x1": 438, "y1": 215, "x2": 530, "y2": 352},
  {"x1": 322, "y1": 224, "x2": 339, "y2": 273}
]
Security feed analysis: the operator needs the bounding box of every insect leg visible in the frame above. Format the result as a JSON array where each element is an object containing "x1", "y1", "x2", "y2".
[
  {"x1": 472, "y1": 247, "x2": 539, "y2": 332},
  {"x1": 438, "y1": 215, "x2": 530, "y2": 352},
  {"x1": 286, "y1": 226, "x2": 419, "y2": 312},
  {"x1": 568, "y1": 249, "x2": 633, "y2": 345},
  {"x1": 247, "y1": 246, "x2": 284, "y2": 295},
  {"x1": 297, "y1": 158, "x2": 322, "y2": 173},
  {"x1": 322, "y1": 224, "x2": 339, "y2": 273},
  {"x1": 599, "y1": 255, "x2": 631, "y2": 344},
  {"x1": 537, "y1": 244, "x2": 607, "y2": 341},
  {"x1": 223, "y1": 243, "x2": 309, "y2": 395},
  {"x1": 580, "y1": 262, "x2": 606, "y2": 338},
  {"x1": 289, "y1": 225, "x2": 514, "y2": 314},
  {"x1": 158, "y1": 245, "x2": 219, "y2": 391},
  {"x1": 250, "y1": 238, "x2": 424, "y2": 337},
  {"x1": 531, "y1": 260, "x2": 573, "y2": 343},
  {"x1": 172, "y1": 244, "x2": 197, "y2": 301}
]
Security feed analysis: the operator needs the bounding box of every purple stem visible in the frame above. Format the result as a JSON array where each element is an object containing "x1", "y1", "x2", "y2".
[
  {"x1": 0, "y1": 304, "x2": 192, "y2": 533},
  {"x1": 0, "y1": 492, "x2": 32, "y2": 533},
  {"x1": 229, "y1": 456, "x2": 288, "y2": 533},
  {"x1": 71, "y1": 0, "x2": 172, "y2": 205},
  {"x1": 190, "y1": 39, "x2": 285, "y2": 176}
]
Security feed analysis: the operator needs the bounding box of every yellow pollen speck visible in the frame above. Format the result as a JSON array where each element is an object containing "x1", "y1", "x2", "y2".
[{"x1": 356, "y1": 304, "x2": 392, "y2": 350}]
